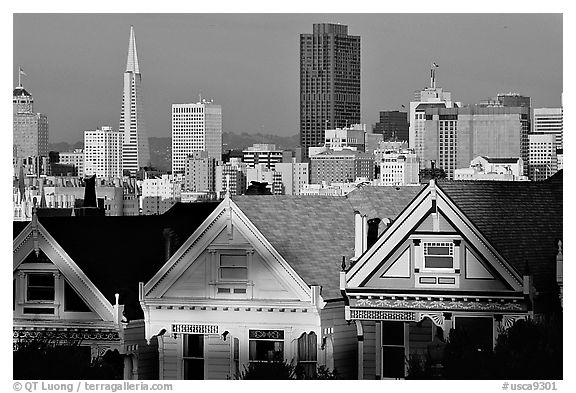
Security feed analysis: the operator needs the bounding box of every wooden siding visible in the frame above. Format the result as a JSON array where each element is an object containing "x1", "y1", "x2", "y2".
[
  {"x1": 321, "y1": 301, "x2": 358, "y2": 380},
  {"x1": 408, "y1": 319, "x2": 433, "y2": 357},
  {"x1": 362, "y1": 320, "x2": 377, "y2": 379},
  {"x1": 161, "y1": 336, "x2": 179, "y2": 380},
  {"x1": 205, "y1": 334, "x2": 231, "y2": 380}
]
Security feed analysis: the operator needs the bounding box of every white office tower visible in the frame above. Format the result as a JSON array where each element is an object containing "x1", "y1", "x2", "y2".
[
  {"x1": 172, "y1": 100, "x2": 222, "y2": 176},
  {"x1": 533, "y1": 108, "x2": 563, "y2": 149},
  {"x1": 409, "y1": 63, "x2": 459, "y2": 160},
  {"x1": 274, "y1": 161, "x2": 309, "y2": 195},
  {"x1": 379, "y1": 151, "x2": 420, "y2": 186},
  {"x1": 84, "y1": 126, "x2": 123, "y2": 179},
  {"x1": 119, "y1": 26, "x2": 150, "y2": 175},
  {"x1": 529, "y1": 134, "x2": 557, "y2": 181}
]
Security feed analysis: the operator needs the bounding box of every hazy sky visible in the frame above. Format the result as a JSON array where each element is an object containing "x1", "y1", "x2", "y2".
[{"x1": 13, "y1": 13, "x2": 562, "y2": 143}]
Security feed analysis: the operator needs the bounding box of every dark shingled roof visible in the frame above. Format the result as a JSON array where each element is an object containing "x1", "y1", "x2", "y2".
[
  {"x1": 481, "y1": 157, "x2": 520, "y2": 164},
  {"x1": 232, "y1": 186, "x2": 425, "y2": 300},
  {"x1": 14, "y1": 202, "x2": 219, "y2": 320},
  {"x1": 437, "y1": 171, "x2": 563, "y2": 299}
]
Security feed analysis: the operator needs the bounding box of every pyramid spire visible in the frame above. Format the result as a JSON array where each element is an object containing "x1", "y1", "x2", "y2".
[{"x1": 125, "y1": 25, "x2": 140, "y2": 74}]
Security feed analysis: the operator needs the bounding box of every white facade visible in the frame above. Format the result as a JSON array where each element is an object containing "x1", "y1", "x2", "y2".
[
  {"x1": 274, "y1": 161, "x2": 309, "y2": 195},
  {"x1": 529, "y1": 134, "x2": 557, "y2": 181},
  {"x1": 58, "y1": 149, "x2": 85, "y2": 176},
  {"x1": 172, "y1": 101, "x2": 222, "y2": 175},
  {"x1": 454, "y1": 156, "x2": 526, "y2": 181},
  {"x1": 84, "y1": 126, "x2": 123, "y2": 179},
  {"x1": 379, "y1": 151, "x2": 420, "y2": 186},
  {"x1": 246, "y1": 164, "x2": 283, "y2": 195},
  {"x1": 533, "y1": 108, "x2": 563, "y2": 148},
  {"x1": 119, "y1": 26, "x2": 150, "y2": 175},
  {"x1": 140, "y1": 174, "x2": 182, "y2": 215}
]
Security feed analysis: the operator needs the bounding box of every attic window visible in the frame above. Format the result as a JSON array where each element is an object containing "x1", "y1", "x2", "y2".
[
  {"x1": 219, "y1": 254, "x2": 247, "y2": 281},
  {"x1": 26, "y1": 274, "x2": 55, "y2": 302},
  {"x1": 423, "y1": 242, "x2": 454, "y2": 269}
]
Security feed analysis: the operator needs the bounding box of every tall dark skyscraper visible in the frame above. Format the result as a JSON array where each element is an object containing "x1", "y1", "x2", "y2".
[{"x1": 300, "y1": 23, "x2": 360, "y2": 158}]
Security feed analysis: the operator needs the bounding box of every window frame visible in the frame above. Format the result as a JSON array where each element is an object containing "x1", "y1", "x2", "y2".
[
  {"x1": 218, "y1": 253, "x2": 248, "y2": 282},
  {"x1": 182, "y1": 334, "x2": 205, "y2": 380},
  {"x1": 248, "y1": 329, "x2": 285, "y2": 363},
  {"x1": 422, "y1": 241, "x2": 455, "y2": 271}
]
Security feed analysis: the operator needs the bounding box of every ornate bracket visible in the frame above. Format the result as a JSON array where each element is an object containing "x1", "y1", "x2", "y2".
[{"x1": 417, "y1": 312, "x2": 444, "y2": 327}]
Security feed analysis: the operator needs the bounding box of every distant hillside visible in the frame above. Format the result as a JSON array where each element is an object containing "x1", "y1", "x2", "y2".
[{"x1": 49, "y1": 132, "x2": 299, "y2": 172}]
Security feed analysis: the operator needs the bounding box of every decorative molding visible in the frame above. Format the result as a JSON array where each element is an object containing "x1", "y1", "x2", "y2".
[
  {"x1": 171, "y1": 324, "x2": 219, "y2": 335},
  {"x1": 417, "y1": 312, "x2": 444, "y2": 327},
  {"x1": 350, "y1": 309, "x2": 416, "y2": 321},
  {"x1": 13, "y1": 328, "x2": 120, "y2": 342},
  {"x1": 501, "y1": 314, "x2": 528, "y2": 330},
  {"x1": 351, "y1": 297, "x2": 526, "y2": 312}
]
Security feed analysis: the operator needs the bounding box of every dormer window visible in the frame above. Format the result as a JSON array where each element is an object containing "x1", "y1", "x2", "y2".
[{"x1": 423, "y1": 242, "x2": 454, "y2": 270}]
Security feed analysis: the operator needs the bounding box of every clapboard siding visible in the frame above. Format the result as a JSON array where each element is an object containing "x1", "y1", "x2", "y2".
[
  {"x1": 205, "y1": 335, "x2": 231, "y2": 380},
  {"x1": 362, "y1": 321, "x2": 376, "y2": 379},
  {"x1": 162, "y1": 336, "x2": 179, "y2": 380},
  {"x1": 321, "y1": 301, "x2": 358, "y2": 379},
  {"x1": 137, "y1": 337, "x2": 159, "y2": 380}
]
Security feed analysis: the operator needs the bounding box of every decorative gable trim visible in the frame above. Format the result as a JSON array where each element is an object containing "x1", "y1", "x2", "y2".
[
  {"x1": 13, "y1": 222, "x2": 115, "y2": 321},
  {"x1": 144, "y1": 197, "x2": 312, "y2": 301},
  {"x1": 346, "y1": 181, "x2": 523, "y2": 291}
]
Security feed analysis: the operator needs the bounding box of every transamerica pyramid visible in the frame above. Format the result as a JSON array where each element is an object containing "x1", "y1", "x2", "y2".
[{"x1": 119, "y1": 26, "x2": 150, "y2": 175}]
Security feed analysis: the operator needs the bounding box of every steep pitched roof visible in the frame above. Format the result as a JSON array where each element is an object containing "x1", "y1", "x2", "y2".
[
  {"x1": 20, "y1": 202, "x2": 219, "y2": 320},
  {"x1": 232, "y1": 186, "x2": 425, "y2": 300},
  {"x1": 437, "y1": 171, "x2": 562, "y2": 293}
]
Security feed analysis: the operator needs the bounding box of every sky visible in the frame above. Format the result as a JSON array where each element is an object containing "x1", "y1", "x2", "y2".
[{"x1": 13, "y1": 13, "x2": 563, "y2": 143}]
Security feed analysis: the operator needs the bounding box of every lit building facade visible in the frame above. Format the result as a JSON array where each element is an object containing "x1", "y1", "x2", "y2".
[
  {"x1": 533, "y1": 107, "x2": 563, "y2": 149},
  {"x1": 454, "y1": 156, "x2": 525, "y2": 181},
  {"x1": 13, "y1": 83, "x2": 49, "y2": 160},
  {"x1": 119, "y1": 26, "x2": 151, "y2": 175},
  {"x1": 84, "y1": 126, "x2": 123, "y2": 179},
  {"x1": 172, "y1": 101, "x2": 222, "y2": 176},
  {"x1": 215, "y1": 159, "x2": 247, "y2": 197},
  {"x1": 274, "y1": 161, "x2": 310, "y2": 195},
  {"x1": 529, "y1": 134, "x2": 557, "y2": 181},
  {"x1": 379, "y1": 151, "x2": 420, "y2": 186},
  {"x1": 300, "y1": 23, "x2": 360, "y2": 157},
  {"x1": 140, "y1": 175, "x2": 182, "y2": 215}
]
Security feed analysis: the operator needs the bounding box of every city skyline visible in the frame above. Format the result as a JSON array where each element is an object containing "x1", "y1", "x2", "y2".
[{"x1": 13, "y1": 13, "x2": 562, "y2": 144}]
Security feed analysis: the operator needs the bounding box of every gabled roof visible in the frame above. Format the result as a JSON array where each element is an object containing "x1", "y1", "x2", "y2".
[
  {"x1": 437, "y1": 171, "x2": 562, "y2": 292},
  {"x1": 15, "y1": 202, "x2": 219, "y2": 320},
  {"x1": 232, "y1": 186, "x2": 425, "y2": 300}
]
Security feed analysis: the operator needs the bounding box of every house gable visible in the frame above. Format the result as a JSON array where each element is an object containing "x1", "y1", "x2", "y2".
[
  {"x1": 145, "y1": 198, "x2": 311, "y2": 302},
  {"x1": 347, "y1": 182, "x2": 523, "y2": 294},
  {"x1": 13, "y1": 221, "x2": 115, "y2": 322}
]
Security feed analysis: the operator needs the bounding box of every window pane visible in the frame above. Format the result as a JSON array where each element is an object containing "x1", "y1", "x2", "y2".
[
  {"x1": 27, "y1": 274, "x2": 55, "y2": 301},
  {"x1": 184, "y1": 334, "x2": 204, "y2": 358},
  {"x1": 249, "y1": 340, "x2": 284, "y2": 362},
  {"x1": 424, "y1": 256, "x2": 453, "y2": 268},
  {"x1": 183, "y1": 359, "x2": 204, "y2": 380},
  {"x1": 221, "y1": 267, "x2": 247, "y2": 280},
  {"x1": 382, "y1": 346, "x2": 405, "y2": 378},
  {"x1": 220, "y1": 255, "x2": 247, "y2": 267},
  {"x1": 382, "y1": 322, "x2": 404, "y2": 346},
  {"x1": 426, "y1": 246, "x2": 451, "y2": 255}
]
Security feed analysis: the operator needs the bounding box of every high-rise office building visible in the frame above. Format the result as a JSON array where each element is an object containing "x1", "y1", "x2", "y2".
[
  {"x1": 242, "y1": 144, "x2": 288, "y2": 169},
  {"x1": 13, "y1": 80, "x2": 48, "y2": 161},
  {"x1": 422, "y1": 106, "x2": 530, "y2": 179},
  {"x1": 84, "y1": 126, "x2": 123, "y2": 179},
  {"x1": 58, "y1": 149, "x2": 85, "y2": 176},
  {"x1": 172, "y1": 101, "x2": 222, "y2": 176},
  {"x1": 373, "y1": 111, "x2": 409, "y2": 142},
  {"x1": 409, "y1": 64, "x2": 459, "y2": 161},
  {"x1": 119, "y1": 26, "x2": 150, "y2": 175},
  {"x1": 533, "y1": 108, "x2": 563, "y2": 149},
  {"x1": 300, "y1": 23, "x2": 360, "y2": 158}
]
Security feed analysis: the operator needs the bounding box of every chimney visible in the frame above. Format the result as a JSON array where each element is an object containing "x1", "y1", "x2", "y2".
[
  {"x1": 354, "y1": 211, "x2": 368, "y2": 259},
  {"x1": 367, "y1": 218, "x2": 381, "y2": 249},
  {"x1": 83, "y1": 174, "x2": 97, "y2": 208},
  {"x1": 163, "y1": 228, "x2": 177, "y2": 261}
]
